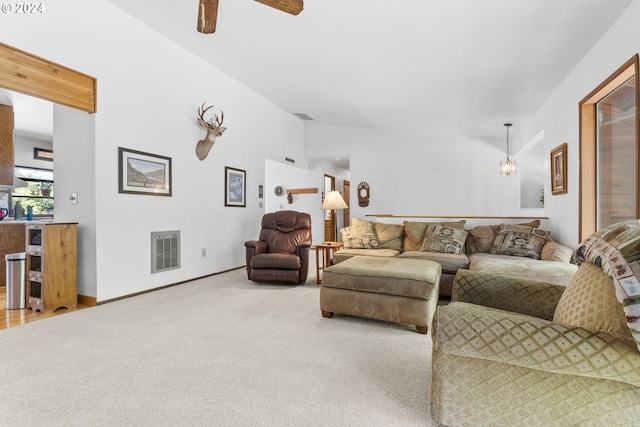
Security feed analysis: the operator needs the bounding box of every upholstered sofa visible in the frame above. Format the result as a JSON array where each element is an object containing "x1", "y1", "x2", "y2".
[
  {"x1": 334, "y1": 218, "x2": 577, "y2": 296},
  {"x1": 430, "y1": 220, "x2": 640, "y2": 426}
]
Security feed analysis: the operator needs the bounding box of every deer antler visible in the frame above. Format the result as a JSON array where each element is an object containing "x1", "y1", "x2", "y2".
[{"x1": 198, "y1": 103, "x2": 214, "y2": 122}]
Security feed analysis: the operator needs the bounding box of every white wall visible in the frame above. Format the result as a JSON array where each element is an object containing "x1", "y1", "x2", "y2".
[
  {"x1": 306, "y1": 123, "x2": 524, "y2": 224},
  {"x1": 53, "y1": 105, "x2": 97, "y2": 298},
  {"x1": 515, "y1": 0, "x2": 639, "y2": 246},
  {"x1": 0, "y1": 0, "x2": 306, "y2": 301},
  {"x1": 263, "y1": 158, "x2": 349, "y2": 246},
  {"x1": 14, "y1": 134, "x2": 53, "y2": 169}
]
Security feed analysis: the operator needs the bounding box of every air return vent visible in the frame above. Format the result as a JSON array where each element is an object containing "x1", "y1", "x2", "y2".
[
  {"x1": 151, "y1": 230, "x2": 180, "y2": 274},
  {"x1": 293, "y1": 113, "x2": 314, "y2": 121}
]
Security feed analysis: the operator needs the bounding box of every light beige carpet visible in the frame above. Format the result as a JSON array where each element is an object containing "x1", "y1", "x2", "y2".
[{"x1": 0, "y1": 268, "x2": 436, "y2": 427}]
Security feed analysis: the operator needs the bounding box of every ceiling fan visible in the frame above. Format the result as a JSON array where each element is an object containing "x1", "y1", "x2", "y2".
[{"x1": 197, "y1": 0, "x2": 303, "y2": 34}]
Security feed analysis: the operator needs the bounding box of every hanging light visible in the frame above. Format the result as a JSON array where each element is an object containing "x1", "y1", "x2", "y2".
[{"x1": 499, "y1": 123, "x2": 516, "y2": 175}]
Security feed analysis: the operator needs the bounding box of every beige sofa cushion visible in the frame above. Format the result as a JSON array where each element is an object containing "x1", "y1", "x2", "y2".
[
  {"x1": 468, "y1": 253, "x2": 577, "y2": 285},
  {"x1": 333, "y1": 248, "x2": 400, "y2": 264},
  {"x1": 399, "y1": 251, "x2": 469, "y2": 273},
  {"x1": 540, "y1": 237, "x2": 573, "y2": 263},
  {"x1": 340, "y1": 220, "x2": 380, "y2": 249},
  {"x1": 490, "y1": 224, "x2": 550, "y2": 260},
  {"x1": 322, "y1": 256, "x2": 441, "y2": 300},
  {"x1": 402, "y1": 220, "x2": 466, "y2": 252},
  {"x1": 554, "y1": 261, "x2": 631, "y2": 338}
]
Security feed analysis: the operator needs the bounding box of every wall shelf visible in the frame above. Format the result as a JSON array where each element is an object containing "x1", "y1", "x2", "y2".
[{"x1": 285, "y1": 187, "x2": 318, "y2": 204}]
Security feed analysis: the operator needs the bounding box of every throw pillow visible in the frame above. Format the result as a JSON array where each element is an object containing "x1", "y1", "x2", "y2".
[
  {"x1": 420, "y1": 225, "x2": 468, "y2": 255},
  {"x1": 467, "y1": 220, "x2": 542, "y2": 254},
  {"x1": 490, "y1": 224, "x2": 550, "y2": 260},
  {"x1": 373, "y1": 222, "x2": 404, "y2": 250},
  {"x1": 340, "y1": 220, "x2": 380, "y2": 249},
  {"x1": 465, "y1": 225, "x2": 495, "y2": 254},
  {"x1": 402, "y1": 220, "x2": 466, "y2": 252},
  {"x1": 553, "y1": 262, "x2": 631, "y2": 338},
  {"x1": 572, "y1": 219, "x2": 640, "y2": 351}
]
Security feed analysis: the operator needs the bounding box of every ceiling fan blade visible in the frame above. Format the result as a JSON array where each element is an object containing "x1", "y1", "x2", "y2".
[
  {"x1": 197, "y1": 0, "x2": 218, "y2": 34},
  {"x1": 254, "y1": 0, "x2": 303, "y2": 15}
]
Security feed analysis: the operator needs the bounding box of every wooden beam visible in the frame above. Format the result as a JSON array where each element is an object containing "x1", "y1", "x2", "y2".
[
  {"x1": 197, "y1": 0, "x2": 218, "y2": 34},
  {"x1": 254, "y1": 0, "x2": 303, "y2": 15},
  {"x1": 0, "y1": 42, "x2": 96, "y2": 113}
]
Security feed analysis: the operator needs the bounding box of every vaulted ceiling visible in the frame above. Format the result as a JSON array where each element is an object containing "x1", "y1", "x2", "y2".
[
  {"x1": 3, "y1": 1, "x2": 635, "y2": 161},
  {"x1": 106, "y1": 0, "x2": 634, "y2": 143}
]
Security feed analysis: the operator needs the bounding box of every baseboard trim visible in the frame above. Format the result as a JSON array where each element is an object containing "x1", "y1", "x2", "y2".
[
  {"x1": 97, "y1": 266, "x2": 245, "y2": 306},
  {"x1": 77, "y1": 294, "x2": 97, "y2": 307}
]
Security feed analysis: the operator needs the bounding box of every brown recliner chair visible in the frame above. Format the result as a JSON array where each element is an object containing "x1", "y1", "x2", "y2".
[{"x1": 244, "y1": 210, "x2": 312, "y2": 285}]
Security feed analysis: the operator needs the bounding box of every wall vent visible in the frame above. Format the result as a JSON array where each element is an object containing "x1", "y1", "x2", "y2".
[
  {"x1": 293, "y1": 113, "x2": 314, "y2": 121},
  {"x1": 151, "y1": 230, "x2": 180, "y2": 274}
]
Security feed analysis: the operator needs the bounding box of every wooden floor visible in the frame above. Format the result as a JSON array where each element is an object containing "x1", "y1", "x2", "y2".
[{"x1": 0, "y1": 287, "x2": 88, "y2": 330}]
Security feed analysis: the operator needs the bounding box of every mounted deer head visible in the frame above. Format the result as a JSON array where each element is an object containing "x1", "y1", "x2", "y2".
[{"x1": 196, "y1": 103, "x2": 226, "y2": 160}]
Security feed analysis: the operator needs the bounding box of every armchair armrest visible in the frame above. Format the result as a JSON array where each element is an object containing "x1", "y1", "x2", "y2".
[
  {"x1": 295, "y1": 243, "x2": 311, "y2": 284},
  {"x1": 244, "y1": 240, "x2": 268, "y2": 280},
  {"x1": 435, "y1": 302, "x2": 640, "y2": 387},
  {"x1": 244, "y1": 240, "x2": 268, "y2": 253},
  {"x1": 452, "y1": 269, "x2": 566, "y2": 320}
]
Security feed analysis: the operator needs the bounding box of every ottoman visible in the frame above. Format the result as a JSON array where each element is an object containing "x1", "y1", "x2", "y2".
[{"x1": 320, "y1": 256, "x2": 442, "y2": 333}]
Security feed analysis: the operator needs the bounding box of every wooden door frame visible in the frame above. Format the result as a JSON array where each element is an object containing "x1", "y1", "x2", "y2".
[{"x1": 579, "y1": 54, "x2": 639, "y2": 241}]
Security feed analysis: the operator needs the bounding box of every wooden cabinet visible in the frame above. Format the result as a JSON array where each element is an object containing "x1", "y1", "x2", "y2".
[
  {"x1": 0, "y1": 223, "x2": 26, "y2": 285},
  {"x1": 26, "y1": 223, "x2": 77, "y2": 313},
  {"x1": 0, "y1": 104, "x2": 14, "y2": 187}
]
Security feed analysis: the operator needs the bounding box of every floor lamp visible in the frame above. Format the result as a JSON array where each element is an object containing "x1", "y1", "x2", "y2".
[{"x1": 321, "y1": 190, "x2": 348, "y2": 243}]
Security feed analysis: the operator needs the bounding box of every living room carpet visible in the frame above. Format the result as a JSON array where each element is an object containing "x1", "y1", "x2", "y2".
[{"x1": 0, "y1": 268, "x2": 436, "y2": 427}]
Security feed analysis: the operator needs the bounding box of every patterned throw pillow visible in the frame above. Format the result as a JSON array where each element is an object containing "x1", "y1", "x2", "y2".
[
  {"x1": 403, "y1": 220, "x2": 467, "y2": 252},
  {"x1": 340, "y1": 220, "x2": 380, "y2": 249},
  {"x1": 490, "y1": 224, "x2": 550, "y2": 260},
  {"x1": 467, "y1": 220, "x2": 542, "y2": 254},
  {"x1": 573, "y1": 219, "x2": 640, "y2": 351},
  {"x1": 420, "y1": 225, "x2": 468, "y2": 255}
]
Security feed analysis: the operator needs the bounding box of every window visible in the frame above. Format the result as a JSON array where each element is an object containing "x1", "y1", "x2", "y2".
[
  {"x1": 579, "y1": 55, "x2": 639, "y2": 241},
  {"x1": 11, "y1": 166, "x2": 54, "y2": 216}
]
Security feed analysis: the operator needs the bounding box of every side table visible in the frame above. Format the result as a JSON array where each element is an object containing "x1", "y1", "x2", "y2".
[{"x1": 314, "y1": 242, "x2": 344, "y2": 284}]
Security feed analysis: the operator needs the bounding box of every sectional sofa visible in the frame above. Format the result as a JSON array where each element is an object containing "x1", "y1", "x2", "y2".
[{"x1": 334, "y1": 218, "x2": 578, "y2": 296}]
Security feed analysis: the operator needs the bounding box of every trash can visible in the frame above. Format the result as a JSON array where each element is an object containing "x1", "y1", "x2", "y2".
[{"x1": 5, "y1": 252, "x2": 26, "y2": 310}]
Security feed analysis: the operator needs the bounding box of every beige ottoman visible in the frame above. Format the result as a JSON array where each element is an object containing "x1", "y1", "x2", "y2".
[{"x1": 320, "y1": 256, "x2": 442, "y2": 333}]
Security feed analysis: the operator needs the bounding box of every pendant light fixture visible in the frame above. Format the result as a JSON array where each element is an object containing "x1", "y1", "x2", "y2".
[{"x1": 499, "y1": 123, "x2": 516, "y2": 175}]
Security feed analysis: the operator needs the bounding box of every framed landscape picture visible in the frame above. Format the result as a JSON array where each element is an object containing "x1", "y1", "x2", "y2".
[
  {"x1": 225, "y1": 166, "x2": 246, "y2": 207},
  {"x1": 550, "y1": 143, "x2": 567, "y2": 195},
  {"x1": 118, "y1": 147, "x2": 172, "y2": 196}
]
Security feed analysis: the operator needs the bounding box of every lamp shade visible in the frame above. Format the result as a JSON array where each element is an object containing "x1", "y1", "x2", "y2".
[{"x1": 321, "y1": 190, "x2": 348, "y2": 210}]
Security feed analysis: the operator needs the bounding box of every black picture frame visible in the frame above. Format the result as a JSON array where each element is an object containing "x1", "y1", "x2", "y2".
[
  {"x1": 118, "y1": 147, "x2": 172, "y2": 196},
  {"x1": 34, "y1": 147, "x2": 53, "y2": 161},
  {"x1": 225, "y1": 166, "x2": 246, "y2": 207}
]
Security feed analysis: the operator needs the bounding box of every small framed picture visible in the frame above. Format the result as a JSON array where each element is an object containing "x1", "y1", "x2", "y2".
[
  {"x1": 550, "y1": 143, "x2": 567, "y2": 195},
  {"x1": 225, "y1": 166, "x2": 246, "y2": 207},
  {"x1": 118, "y1": 147, "x2": 172, "y2": 196},
  {"x1": 34, "y1": 147, "x2": 53, "y2": 161}
]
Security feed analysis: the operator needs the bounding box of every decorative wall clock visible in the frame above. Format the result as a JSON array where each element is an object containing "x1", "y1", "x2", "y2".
[
  {"x1": 357, "y1": 182, "x2": 370, "y2": 207},
  {"x1": 274, "y1": 186, "x2": 284, "y2": 196}
]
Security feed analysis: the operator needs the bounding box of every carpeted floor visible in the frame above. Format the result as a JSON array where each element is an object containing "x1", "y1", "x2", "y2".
[{"x1": 0, "y1": 267, "x2": 437, "y2": 427}]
